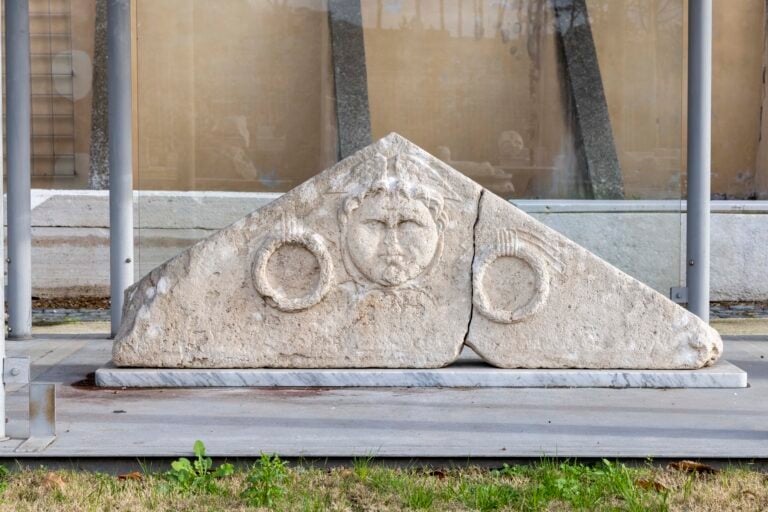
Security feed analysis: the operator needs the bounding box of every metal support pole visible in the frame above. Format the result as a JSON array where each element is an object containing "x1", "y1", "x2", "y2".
[
  {"x1": 686, "y1": 0, "x2": 712, "y2": 322},
  {"x1": 108, "y1": 0, "x2": 134, "y2": 336},
  {"x1": 6, "y1": 0, "x2": 32, "y2": 340},
  {"x1": 0, "y1": 7, "x2": 7, "y2": 439}
]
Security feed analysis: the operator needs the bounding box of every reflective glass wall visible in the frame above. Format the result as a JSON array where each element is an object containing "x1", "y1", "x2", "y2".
[
  {"x1": 134, "y1": 0, "x2": 687, "y2": 200},
  {"x1": 132, "y1": 0, "x2": 690, "y2": 292},
  {"x1": 7, "y1": 0, "x2": 767, "y2": 303},
  {"x1": 3, "y1": 0, "x2": 763, "y2": 199},
  {"x1": 129, "y1": 0, "x2": 686, "y2": 296}
]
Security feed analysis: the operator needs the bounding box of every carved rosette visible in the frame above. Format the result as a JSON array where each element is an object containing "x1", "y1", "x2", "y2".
[{"x1": 252, "y1": 218, "x2": 334, "y2": 312}]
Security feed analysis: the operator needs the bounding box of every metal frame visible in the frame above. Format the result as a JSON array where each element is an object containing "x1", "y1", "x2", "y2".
[
  {"x1": 108, "y1": 0, "x2": 134, "y2": 336},
  {"x1": 0, "y1": 5, "x2": 5, "y2": 438},
  {"x1": 686, "y1": 0, "x2": 712, "y2": 321},
  {"x1": 2, "y1": 1, "x2": 61, "y2": 450},
  {"x1": 15, "y1": 383, "x2": 57, "y2": 453},
  {"x1": 6, "y1": 0, "x2": 33, "y2": 339},
  {"x1": 2, "y1": 356, "x2": 57, "y2": 452}
]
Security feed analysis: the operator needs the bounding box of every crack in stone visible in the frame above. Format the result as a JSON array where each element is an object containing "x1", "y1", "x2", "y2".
[{"x1": 464, "y1": 189, "x2": 483, "y2": 343}]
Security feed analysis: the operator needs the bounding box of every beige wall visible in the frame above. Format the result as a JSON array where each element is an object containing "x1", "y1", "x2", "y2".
[
  {"x1": 133, "y1": 0, "x2": 576, "y2": 197},
  {"x1": 590, "y1": 0, "x2": 684, "y2": 198},
  {"x1": 710, "y1": 0, "x2": 765, "y2": 198},
  {"x1": 68, "y1": 0, "x2": 96, "y2": 190},
  {"x1": 753, "y1": 0, "x2": 768, "y2": 199},
  {"x1": 134, "y1": 0, "x2": 196, "y2": 190},
  {"x1": 362, "y1": 1, "x2": 576, "y2": 198},
  {"x1": 134, "y1": 1, "x2": 336, "y2": 192},
  {"x1": 16, "y1": 0, "x2": 762, "y2": 198},
  {"x1": 8, "y1": 0, "x2": 96, "y2": 190},
  {"x1": 586, "y1": 0, "x2": 766, "y2": 199}
]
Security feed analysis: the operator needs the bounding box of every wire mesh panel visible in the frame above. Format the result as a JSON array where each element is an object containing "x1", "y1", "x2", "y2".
[{"x1": 2, "y1": 0, "x2": 76, "y2": 179}]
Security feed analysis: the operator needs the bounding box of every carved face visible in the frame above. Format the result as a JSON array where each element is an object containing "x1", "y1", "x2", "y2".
[
  {"x1": 499, "y1": 130, "x2": 525, "y2": 158},
  {"x1": 346, "y1": 189, "x2": 440, "y2": 287}
]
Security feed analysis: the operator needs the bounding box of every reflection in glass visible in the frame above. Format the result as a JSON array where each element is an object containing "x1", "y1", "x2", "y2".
[{"x1": 134, "y1": 0, "x2": 685, "y2": 200}]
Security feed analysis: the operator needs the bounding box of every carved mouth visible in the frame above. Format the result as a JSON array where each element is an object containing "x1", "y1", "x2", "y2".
[
  {"x1": 382, "y1": 263, "x2": 409, "y2": 285},
  {"x1": 383, "y1": 255, "x2": 405, "y2": 266}
]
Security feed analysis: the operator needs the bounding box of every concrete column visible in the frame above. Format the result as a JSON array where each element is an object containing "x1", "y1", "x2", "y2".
[
  {"x1": 108, "y1": 0, "x2": 134, "y2": 336},
  {"x1": 328, "y1": 0, "x2": 372, "y2": 159},
  {"x1": 6, "y1": 0, "x2": 33, "y2": 339},
  {"x1": 89, "y1": 0, "x2": 109, "y2": 190},
  {"x1": 553, "y1": 0, "x2": 624, "y2": 200},
  {"x1": 686, "y1": 0, "x2": 713, "y2": 321}
]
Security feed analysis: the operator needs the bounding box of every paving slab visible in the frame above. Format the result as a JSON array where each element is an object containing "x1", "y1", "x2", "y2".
[{"x1": 0, "y1": 335, "x2": 764, "y2": 459}]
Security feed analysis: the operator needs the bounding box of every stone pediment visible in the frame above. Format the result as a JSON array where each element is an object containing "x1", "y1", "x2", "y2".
[{"x1": 113, "y1": 134, "x2": 722, "y2": 369}]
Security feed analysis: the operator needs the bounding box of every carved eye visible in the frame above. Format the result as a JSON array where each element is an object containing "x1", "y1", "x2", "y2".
[
  {"x1": 398, "y1": 219, "x2": 423, "y2": 228},
  {"x1": 363, "y1": 219, "x2": 387, "y2": 228}
]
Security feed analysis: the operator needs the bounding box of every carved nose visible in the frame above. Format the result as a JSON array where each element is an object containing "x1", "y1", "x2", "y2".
[{"x1": 383, "y1": 228, "x2": 402, "y2": 255}]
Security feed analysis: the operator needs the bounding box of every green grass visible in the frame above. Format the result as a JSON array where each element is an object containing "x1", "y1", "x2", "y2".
[
  {"x1": 404, "y1": 482, "x2": 437, "y2": 509},
  {"x1": 0, "y1": 454, "x2": 765, "y2": 511},
  {"x1": 162, "y1": 440, "x2": 234, "y2": 494},
  {"x1": 31, "y1": 317, "x2": 84, "y2": 327},
  {"x1": 240, "y1": 453, "x2": 289, "y2": 507}
]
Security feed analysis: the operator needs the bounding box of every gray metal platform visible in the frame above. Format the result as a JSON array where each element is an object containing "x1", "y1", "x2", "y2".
[{"x1": 0, "y1": 334, "x2": 764, "y2": 458}]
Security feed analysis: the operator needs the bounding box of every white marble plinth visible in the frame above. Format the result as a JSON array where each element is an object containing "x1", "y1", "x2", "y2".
[{"x1": 95, "y1": 356, "x2": 747, "y2": 389}]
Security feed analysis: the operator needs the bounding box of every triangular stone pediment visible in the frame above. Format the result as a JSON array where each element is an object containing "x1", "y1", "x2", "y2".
[{"x1": 113, "y1": 133, "x2": 721, "y2": 369}]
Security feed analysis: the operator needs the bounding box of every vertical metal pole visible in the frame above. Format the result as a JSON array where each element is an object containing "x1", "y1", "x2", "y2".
[
  {"x1": 0, "y1": 6, "x2": 7, "y2": 439},
  {"x1": 686, "y1": 0, "x2": 712, "y2": 321},
  {"x1": 6, "y1": 0, "x2": 32, "y2": 340},
  {"x1": 108, "y1": 0, "x2": 134, "y2": 336}
]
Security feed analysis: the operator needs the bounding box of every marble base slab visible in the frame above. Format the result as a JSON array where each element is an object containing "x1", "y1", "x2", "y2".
[{"x1": 95, "y1": 353, "x2": 747, "y2": 389}]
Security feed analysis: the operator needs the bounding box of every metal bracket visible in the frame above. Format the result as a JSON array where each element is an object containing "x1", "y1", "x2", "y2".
[
  {"x1": 670, "y1": 286, "x2": 689, "y2": 304},
  {"x1": 3, "y1": 356, "x2": 30, "y2": 385},
  {"x1": 2, "y1": 357, "x2": 57, "y2": 452},
  {"x1": 15, "y1": 383, "x2": 57, "y2": 453}
]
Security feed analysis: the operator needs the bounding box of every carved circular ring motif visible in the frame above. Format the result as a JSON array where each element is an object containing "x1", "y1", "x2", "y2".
[
  {"x1": 252, "y1": 232, "x2": 333, "y2": 312},
  {"x1": 473, "y1": 245, "x2": 549, "y2": 324}
]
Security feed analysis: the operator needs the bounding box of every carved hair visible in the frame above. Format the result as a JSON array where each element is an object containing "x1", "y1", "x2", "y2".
[
  {"x1": 338, "y1": 154, "x2": 446, "y2": 226},
  {"x1": 340, "y1": 179, "x2": 445, "y2": 225}
]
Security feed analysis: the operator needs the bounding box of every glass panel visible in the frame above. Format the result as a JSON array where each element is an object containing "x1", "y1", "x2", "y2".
[
  {"x1": 2, "y1": 0, "x2": 90, "y2": 187},
  {"x1": 133, "y1": 0, "x2": 685, "y2": 294},
  {"x1": 135, "y1": 0, "x2": 337, "y2": 192},
  {"x1": 363, "y1": 0, "x2": 569, "y2": 199}
]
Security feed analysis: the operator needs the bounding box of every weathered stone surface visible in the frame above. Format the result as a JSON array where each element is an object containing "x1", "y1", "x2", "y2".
[
  {"x1": 113, "y1": 134, "x2": 481, "y2": 368},
  {"x1": 113, "y1": 133, "x2": 722, "y2": 370},
  {"x1": 553, "y1": 0, "x2": 624, "y2": 199},
  {"x1": 466, "y1": 192, "x2": 721, "y2": 369},
  {"x1": 88, "y1": 0, "x2": 109, "y2": 190},
  {"x1": 328, "y1": 0, "x2": 371, "y2": 159}
]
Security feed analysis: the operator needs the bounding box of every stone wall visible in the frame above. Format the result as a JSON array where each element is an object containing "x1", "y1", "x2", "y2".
[{"x1": 10, "y1": 191, "x2": 767, "y2": 301}]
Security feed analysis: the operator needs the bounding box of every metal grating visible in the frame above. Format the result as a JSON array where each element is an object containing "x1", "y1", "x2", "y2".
[{"x1": 2, "y1": 0, "x2": 76, "y2": 178}]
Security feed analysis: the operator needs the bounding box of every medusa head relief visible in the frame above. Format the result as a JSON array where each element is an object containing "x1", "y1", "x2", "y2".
[{"x1": 338, "y1": 153, "x2": 454, "y2": 289}]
